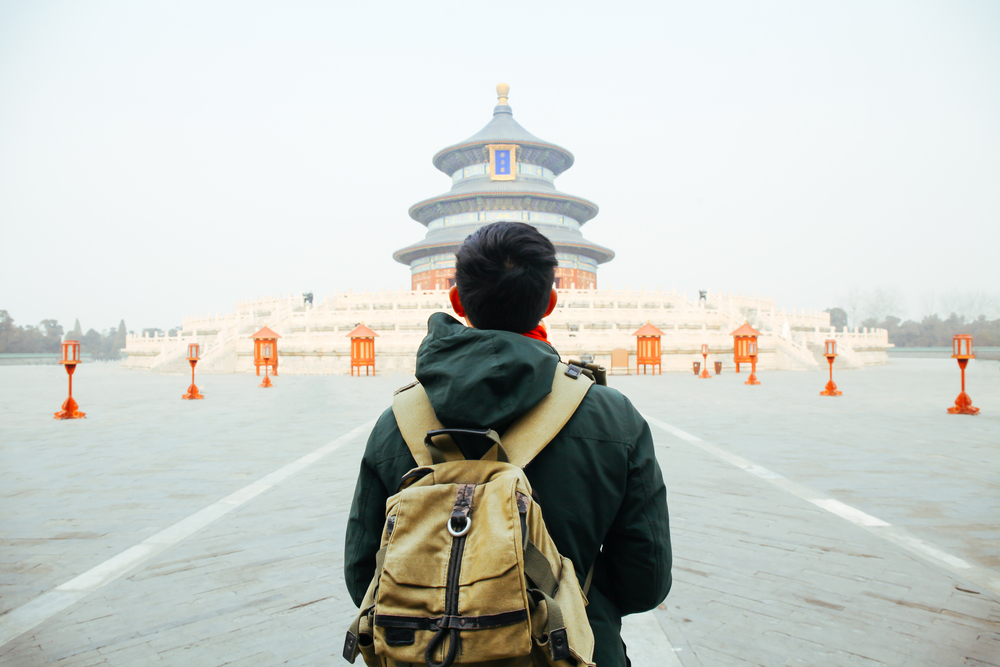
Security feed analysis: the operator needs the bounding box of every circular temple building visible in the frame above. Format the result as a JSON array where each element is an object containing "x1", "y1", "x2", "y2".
[{"x1": 393, "y1": 84, "x2": 615, "y2": 291}]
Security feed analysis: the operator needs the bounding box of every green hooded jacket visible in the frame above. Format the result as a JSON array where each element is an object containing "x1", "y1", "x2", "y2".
[{"x1": 345, "y1": 313, "x2": 671, "y2": 666}]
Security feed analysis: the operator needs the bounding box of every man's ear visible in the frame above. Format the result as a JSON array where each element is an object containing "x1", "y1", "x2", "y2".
[
  {"x1": 449, "y1": 285, "x2": 465, "y2": 318},
  {"x1": 543, "y1": 288, "x2": 558, "y2": 318}
]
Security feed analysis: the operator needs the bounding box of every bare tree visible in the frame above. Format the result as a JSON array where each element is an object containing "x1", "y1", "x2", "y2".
[
  {"x1": 963, "y1": 289, "x2": 1000, "y2": 320},
  {"x1": 986, "y1": 293, "x2": 1000, "y2": 319},
  {"x1": 865, "y1": 286, "x2": 905, "y2": 324},
  {"x1": 937, "y1": 289, "x2": 1000, "y2": 320},
  {"x1": 919, "y1": 291, "x2": 938, "y2": 319},
  {"x1": 843, "y1": 286, "x2": 867, "y2": 329}
]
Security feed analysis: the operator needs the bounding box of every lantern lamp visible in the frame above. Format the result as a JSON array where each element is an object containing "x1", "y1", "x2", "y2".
[
  {"x1": 632, "y1": 321, "x2": 665, "y2": 375},
  {"x1": 251, "y1": 325, "x2": 281, "y2": 387},
  {"x1": 347, "y1": 323, "x2": 379, "y2": 376},
  {"x1": 182, "y1": 343, "x2": 204, "y2": 400},
  {"x1": 947, "y1": 334, "x2": 979, "y2": 415},
  {"x1": 699, "y1": 343, "x2": 712, "y2": 379},
  {"x1": 731, "y1": 321, "x2": 761, "y2": 378},
  {"x1": 54, "y1": 340, "x2": 86, "y2": 419},
  {"x1": 820, "y1": 339, "x2": 842, "y2": 396}
]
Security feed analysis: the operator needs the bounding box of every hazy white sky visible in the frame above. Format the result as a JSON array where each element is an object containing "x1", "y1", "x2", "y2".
[{"x1": 1, "y1": 0, "x2": 997, "y2": 332}]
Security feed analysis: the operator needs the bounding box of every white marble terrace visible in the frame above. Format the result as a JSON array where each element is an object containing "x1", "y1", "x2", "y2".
[{"x1": 122, "y1": 288, "x2": 891, "y2": 375}]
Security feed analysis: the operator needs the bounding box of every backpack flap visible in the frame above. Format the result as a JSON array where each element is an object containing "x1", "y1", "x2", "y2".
[
  {"x1": 392, "y1": 363, "x2": 593, "y2": 469},
  {"x1": 423, "y1": 427, "x2": 508, "y2": 465}
]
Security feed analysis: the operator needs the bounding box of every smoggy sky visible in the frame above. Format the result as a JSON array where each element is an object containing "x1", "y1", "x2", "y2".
[{"x1": 1, "y1": 1, "x2": 998, "y2": 333}]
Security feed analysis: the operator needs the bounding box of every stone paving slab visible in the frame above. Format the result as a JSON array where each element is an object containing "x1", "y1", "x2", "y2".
[{"x1": 1, "y1": 359, "x2": 998, "y2": 666}]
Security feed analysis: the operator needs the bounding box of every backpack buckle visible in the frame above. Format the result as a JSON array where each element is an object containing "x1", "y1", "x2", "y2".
[{"x1": 565, "y1": 364, "x2": 583, "y2": 380}]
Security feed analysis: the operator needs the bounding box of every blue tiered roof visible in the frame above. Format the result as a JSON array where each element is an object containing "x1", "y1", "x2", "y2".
[{"x1": 393, "y1": 84, "x2": 614, "y2": 278}]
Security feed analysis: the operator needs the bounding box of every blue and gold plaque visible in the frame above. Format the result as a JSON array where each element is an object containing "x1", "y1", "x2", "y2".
[{"x1": 488, "y1": 144, "x2": 517, "y2": 181}]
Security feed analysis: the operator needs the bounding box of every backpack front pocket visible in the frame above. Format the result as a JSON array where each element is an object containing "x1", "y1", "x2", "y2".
[{"x1": 375, "y1": 480, "x2": 533, "y2": 665}]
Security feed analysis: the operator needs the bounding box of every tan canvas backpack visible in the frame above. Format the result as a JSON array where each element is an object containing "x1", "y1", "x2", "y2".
[{"x1": 344, "y1": 362, "x2": 598, "y2": 667}]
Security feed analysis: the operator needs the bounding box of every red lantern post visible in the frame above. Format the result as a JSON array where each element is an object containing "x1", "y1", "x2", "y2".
[
  {"x1": 948, "y1": 334, "x2": 979, "y2": 415},
  {"x1": 820, "y1": 339, "x2": 842, "y2": 396},
  {"x1": 632, "y1": 321, "x2": 665, "y2": 375},
  {"x1": 347, "y1": 323, "x2": 379, "y2": 376},
  {"x1": 54, "y1": 340, "x2": 86, "y2": 419},
  {"x1": 745, "y1": 338, "x2": 760, "y2": 385},
  {"x1": 251, "y1": 326, "x2": 281, "y2": 387},
  {"x1": 182, "y1": 343, "x2": 204, "y2": 400},
  {"x1": 699, "y1": 343, "x2": 712, "y2": 379},
  {"x1": 731, "y1": 322, "x2": 761, "y2": 374}
]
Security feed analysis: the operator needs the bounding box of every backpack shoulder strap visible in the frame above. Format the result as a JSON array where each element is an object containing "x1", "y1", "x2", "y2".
[
  {"x1": 503, "y1": 362, "x2": 593, "y2": 468},
  {"x1": 392, "y1": 382, "x2": 442, "y2": 467},
  {"x1": 391, "y1": 362, "x2": 593, "y2": 469}
]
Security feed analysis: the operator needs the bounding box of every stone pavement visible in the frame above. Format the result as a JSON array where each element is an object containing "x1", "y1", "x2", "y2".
[{"x1": 0, "y1": 358, "x2": 997, "y2": 666}]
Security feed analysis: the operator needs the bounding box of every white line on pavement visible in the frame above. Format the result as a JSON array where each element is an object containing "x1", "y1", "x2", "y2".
[
  {"x1": 0, "y1": 417, "x2": 378, "y2": 650},
  {"x1": 621, "y1": 611, "x2": 684, "y2": 667},
  {"x1": 641, "y1": 413, "x2": 1000, "y2": 597},
  {"x1": 808, "y1": 498, "x2": 890, "y2": 528}
]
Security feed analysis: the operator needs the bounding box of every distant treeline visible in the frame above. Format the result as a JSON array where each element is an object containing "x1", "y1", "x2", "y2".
[
  {"x1": 0, "y1": 311, "x2": 129, "y2": 360},
  {"x1": 862, "y1": 314, "x2": 1000, "y2": 348}
]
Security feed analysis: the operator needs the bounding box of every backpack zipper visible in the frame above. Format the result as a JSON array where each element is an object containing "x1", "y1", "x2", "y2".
[
  {"x1": 427, "y1": 485, "x2": 474, "y2": 667},
  {"x1": 444, "y1": 482, "x2": 475, "y2": 619},
  {"x1": 445, "y1": 532, "x2": 467, "y2": 617}
]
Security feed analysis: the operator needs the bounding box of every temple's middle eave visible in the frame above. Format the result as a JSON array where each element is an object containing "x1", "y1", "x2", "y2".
[
  {"x1": 409, "y1": 189, "x2": 599, "y2": 225},
  {"x1": 393, "y1": 226, "x2": 615, "y2": 266}
]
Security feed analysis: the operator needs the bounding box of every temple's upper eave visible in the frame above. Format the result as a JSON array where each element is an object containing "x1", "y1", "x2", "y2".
[
  {"x1": 409, "y1": 189, "x2": 599, "y2": 225},
  {"x1": 432, "y1": 106, "x2": 575, "y2": 176}
]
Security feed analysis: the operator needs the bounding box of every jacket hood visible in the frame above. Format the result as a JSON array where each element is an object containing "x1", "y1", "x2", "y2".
[{"x1": 415, "y1": 312, "x2": 560, "y2": 431}]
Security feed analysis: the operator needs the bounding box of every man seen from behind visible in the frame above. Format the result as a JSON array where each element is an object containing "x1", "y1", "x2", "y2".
[{"x1": 345, "y1": 221, "x2": 671, "y2": 666}]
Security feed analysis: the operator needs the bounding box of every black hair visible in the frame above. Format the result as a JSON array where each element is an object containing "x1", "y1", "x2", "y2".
[{"x1": 454, "y1": 221, "x2": 557, "y2": 333}]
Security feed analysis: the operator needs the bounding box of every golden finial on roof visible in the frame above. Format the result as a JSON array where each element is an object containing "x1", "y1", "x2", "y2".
[{"x1": 497, "y1": 83, "x2": 510, "y2": 105}]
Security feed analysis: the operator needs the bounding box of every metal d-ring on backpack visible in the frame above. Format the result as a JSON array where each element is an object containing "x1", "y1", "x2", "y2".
[{"x1": 344, "y1": 362, "x2": 597, "y2": 667}]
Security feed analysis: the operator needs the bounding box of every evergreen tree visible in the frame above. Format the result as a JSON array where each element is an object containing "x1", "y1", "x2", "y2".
[
  {"x1": 109, "y1": 320, "x2": 127, "y2": 360},
  {"x1": 40, "y1": 319, "x2": 63, "y2": 353},
  {"x1": 67, "y1": 319, "x2": 83, "y2": 341},
  {"x1": 825, "y1": 307, "x2": 848, "y2": 330},
  {"x1": 81, "y1": 329, "x2": 103, "y2": 360},
  {"x1": 0, "y1": 310, "x2": 14, "y2": 353}
]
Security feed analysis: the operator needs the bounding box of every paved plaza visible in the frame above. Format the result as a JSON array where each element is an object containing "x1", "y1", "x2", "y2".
[{"x1": 1, "y1": 357, "x2": 998, "y2": 666}]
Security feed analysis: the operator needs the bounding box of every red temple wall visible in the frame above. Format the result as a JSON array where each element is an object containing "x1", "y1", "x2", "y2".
[
  {"x1": 412, "y1": 269, "x2": 456, "y2": 291},
  {"x1": 413, "y1": 267, "x2": 597, "y2": 291},
  {"x1": 554, "y1": 268, "x2": 596, "y2": 290}
]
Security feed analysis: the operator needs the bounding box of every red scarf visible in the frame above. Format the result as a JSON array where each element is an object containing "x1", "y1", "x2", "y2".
[{"x1": 521, "y1": 323, "x2": 549, "y2": 343}]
